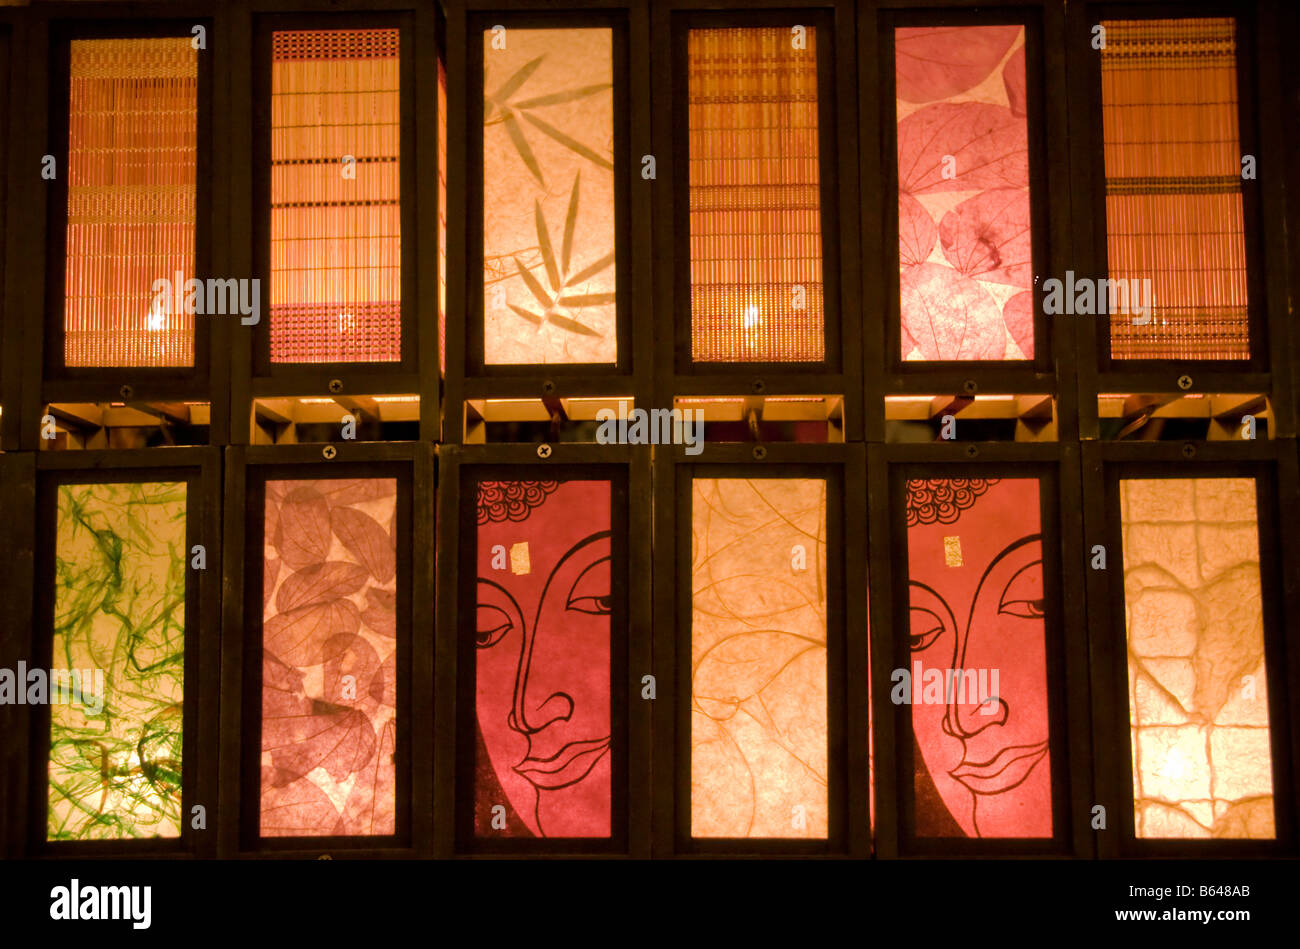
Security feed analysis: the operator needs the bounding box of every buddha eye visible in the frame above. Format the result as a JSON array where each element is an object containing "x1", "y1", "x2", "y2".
[
  {"x1": 567, "y1": 557, "x2": 612, "y2": 616},
  {"x1": 999, "y1": 560, "x2": 1045, "y2": 619},
  {"x1": 475, "y1": 603, "x2": 513, "y2": 648},
  {"x1": 908, "y1": 607, "x2": 946, "y2": 652}
]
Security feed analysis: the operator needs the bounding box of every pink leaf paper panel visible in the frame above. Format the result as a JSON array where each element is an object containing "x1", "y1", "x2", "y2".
[
  {"x1": 688, "y1": 27, "x2": 825, "y2": 363},
  {"x1": 1101, "y1": 19, "x2": 1249, "y2": 360},
  {"x1": 905, "y1": 478, "x2": 1053, "y2": 838},
  {"x1": 691, "y1": 478, "x2": 828, "y2": 839},
  {"x1": 895, "y1": 26, "x2": 1033, "y2": 360},
  {"x1": 269, "y1": 29, "x2": 402, "y2": 364},
  {"x1": 474, "y1": 480, "x2": 613, "y2": 838},
  {"x1": 1120, "y1": 478, "x2": 1275, "y2": 839},
  {"x1": 482, "y1": 29, "x2": 617, "y2": 365},
  {"x1": 261, "y1": 478, "x2": 398, "y2": 837}
]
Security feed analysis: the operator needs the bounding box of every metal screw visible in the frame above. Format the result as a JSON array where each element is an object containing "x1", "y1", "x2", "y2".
[
  {"x1": 962, "y1": 379, "x2": 978, "y2": 396},
  {"x1": 322, "y1": 445, "x2": 337, "y2": 460},
  {"x1": 1181, "y1": 442, "x2": 1196, "y2": 459},
  {"x1": 965, "y1": 444, "x2": 980, "y2": 458},
  {"x1": 542, "y1": 380, "x2": 556, "y2": 395},
  {"x1": 752, "y1": 379, "x2": 766, "y2": 394},
  {"x1": 537, "y1": 443, "x2": 552, "y2": 459},
  {"x1": 753, "y1": 445, "x2": 767, "y2": 460},
  {"x1": 1177, "y1": 374, "x2": 1193, "y2": 391},
  {"x1": 328, "y1": 379, "x2": 343, "y2": 394},
  {"x1": 119, "y1": 384, "x2": 134, "y2": 399}
]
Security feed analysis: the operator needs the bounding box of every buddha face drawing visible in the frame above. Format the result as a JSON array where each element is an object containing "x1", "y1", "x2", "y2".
[
  {"x1": 906, "y1": 478, "x2": 1053, "y2": 838},
  {"x1": 474, "y1": 480, "x2": 612, "y2": 838}
]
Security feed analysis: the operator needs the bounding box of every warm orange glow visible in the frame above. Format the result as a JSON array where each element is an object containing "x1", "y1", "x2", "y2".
[
  {"x1": 483, "y1": 28, "x2": 616, "y2": 365},
  {"x1": 1102, "y1": 19, "x2": 1249, "y2": 360},
  {"x1": 64, "y1": 38, "x2": 197, "y2": 368},
  {"x1": 689, "y1": 28, "x2": 824, "y2": 363},
  {"x1": 270, "y1": 29, "x2": 401, "y2": 363},
  {"x1": 691, "y1": 478, "x2": 828, "y2": 838},
  {"x1": 1121, "y1": 478, "x2": 1275, "y2": 838}
]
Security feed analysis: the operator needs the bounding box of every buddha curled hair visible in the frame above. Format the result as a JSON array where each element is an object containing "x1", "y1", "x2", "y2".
[
  {"x1": 905, "y1": 478, "x2": 1000, "y2": 527},
  {"x1": 476, "y1": 480, "x2": 562, "y2": 525}
]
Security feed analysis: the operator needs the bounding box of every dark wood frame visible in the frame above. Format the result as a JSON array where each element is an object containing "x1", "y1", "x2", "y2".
[
  {"x1": 18, "y1": 448, "x2": 222, "y2": 860},
  {"x1": 217, "y1": 441, "x2": 434, "y2": 858},
  {"x1": 1081, "y1": 439, "x2": 1300, "y2": 857},
  {"x1": 436, "y1": 443, "x2": 653, "y2": 857},
  {"x1": 651, "y1": 443, "x2": 869, "y2": 857},
  {"x1": 1066, "y1": 0, "x2": 1296, "y2": 441}
]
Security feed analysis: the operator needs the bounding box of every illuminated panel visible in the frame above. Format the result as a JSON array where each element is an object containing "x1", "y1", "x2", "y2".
[
  {"x1": 260, "y1": 479, "x2": 398, "y2": 837},
  {"x1": 905, "y1": 478, "x2": 1052, "y2": 838},
  {"x1": 47, "y1": 482, "x2": 187, "y2": 840},
  {"x1": 473, "y1": 480, "x2": 612, "y2": 837},
  {"x1": 692, "y1": 478, "x2": 828, "y2": 838},
  {"x1": 1120, "y1": 478, "x2": 1275, "y2": 838},
  {"x1": 64, "y1": 38, "x2": 197, "y2": 367},
  {"x1": 689, "y1": 28, "x2": 824, "y2": 363},
  {"x1": 438, "y1": 56, "x2": 448, "y2": 374},
  {"x1": 270, "y1": 29, "x2": 401, "y2": 363},
  {"x1": 1102, "y1": 19, "x2": 1249, "y2": 360},
  {"x1": 483, "y1": 29, "x2": 616, "y2": 365},
  {"x1": 895, "y1": 26, "x2": 1032, "y2": 360}
]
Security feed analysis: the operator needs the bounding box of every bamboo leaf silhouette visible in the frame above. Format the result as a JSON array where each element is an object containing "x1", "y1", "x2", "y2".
[
  {"x1": 567, "y1": 253, "x2": 615, "y2": 286},
  {"x1": 520, "y1": 112, "x2": 614, "y2": 170},
  {"x1": 514, "y1": 256, "x2": 553, "y2": 310},
  {"x1": 507, "y1": 303, "x2": 543, "y2": 326},
  {"x1": 513, "y1": 83, "x2": 611, "y2": 110},
  {"x1": 535, "y1": 201, "x2": 561, "y2": 292},
  {"x1": 488, "y1": 56, "x2": 545, "y2": 107},
  {"x1": 558, "y1": 293, "x2": 616, "y2": 307},
  {"x1": 503, "y1": 113, "x2": 545, "y2": 187},
  {"x1": 561, "y1": 172, "x2": 581, "y2": 273},
  {"x1": 548, "y1": 313, "x2": 601, "y2": 337}
]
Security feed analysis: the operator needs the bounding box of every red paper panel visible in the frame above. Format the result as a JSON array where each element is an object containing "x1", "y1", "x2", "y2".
[
  {"x1": 895, "y1": 26, "x2": 1033, "y2": 361},
  {"x1": 64, "y1": 38, "x2": 197, "y2": 367},
  {"x1": 270, "y1": 29, "x2": 402, "y2": 363},
  {"x1": 1102, "y1": 19, "x2": 1249, "y2": 360},
  {"x1": 474, "y1": 480, "x2": 612, "y2": 837},
  {"x1": 688, "y1": 27, "x2": 825, "y2": 363},
  {"x1": 260, "y1": 478, "x2": 398, "y2": 837},
  {"x1": 906, "y1": 478, "x2": 1052, "y2": 837}
]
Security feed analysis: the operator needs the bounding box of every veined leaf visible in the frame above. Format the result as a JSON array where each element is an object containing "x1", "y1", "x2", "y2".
[
  {"x1": 520, "y1": 111, "x2": 613, "y2": 170},
  {"x1": 558, "y1": 292, "x2": 616, "y2": 308},
  {"x1": 566, "y1": 252, "x2": 615, "y2": 286},
  {"x1": 503, "y1": 112, "x2": 545, "y2": 186},
  {"x1": 547, "y1": 313, "x2": 601, "y2": 337},
  {"x1": 513, "y1": 82, "x2": 611, "y2": 110},
  {"x1": 534, "y1": 200, "x2": 561, "y2": 292},
  {"x1": 514, "y1": 256, "x2": 553, "y2": 309},
  {"x1": 561, "y1": 172, "x2": 581, "y2": 274}
]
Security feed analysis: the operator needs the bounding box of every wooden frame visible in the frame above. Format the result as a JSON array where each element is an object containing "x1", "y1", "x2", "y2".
[
  {"x1": 1081, "y1": 438, "x2": 1300, "y2": 857},
  {"x1": 15, "y1": 447, "x2": 221, "y2": 859}
]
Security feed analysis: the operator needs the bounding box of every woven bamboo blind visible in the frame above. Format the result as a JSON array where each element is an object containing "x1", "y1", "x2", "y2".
[
  {"x1": 1101, "y1": 18, "x2": 1250, "y2": 360},
  {"x1": 688, "y1": 27, "x2": 825, "y2": 363},
  {"x1": 64, "y1": 37, "x2": 197, "y2": 368},
  {"x1": 270, "y1": 29, "x2": 401, "y2": 364}
]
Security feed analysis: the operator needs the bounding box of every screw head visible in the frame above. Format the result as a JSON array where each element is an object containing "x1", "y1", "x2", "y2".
[
  {"x1": 962, "y1": 379, "x2": 978, "y2": 396},
  {"x1": 1177, "y1": 374, "x2": 1193, "y2": 391},
  {"x1": 752, "y1": 379, "x2": 766, "y2": 394},
  {"x1": 119, "y1": 384, "x2": 134, "y2": 400},
  {"x1": 542, "y1": 380, "x2": 556, "y2": 395},
  {"x1": 328, "y1": 378, "x2": 343, "y2": 394},
  {"x1": 537, "y1": 443, "x2": 552, "y2": 459},
  {"x1": 965, "y1": 444, "x2": 980, "y2": 458},
  {"x1": 1181, "y1": 442, "x2": 1197, "y2": 459},
  {"x1": 752, "y1": 445, "x2": 767, "y2": 460},
  {"x1": 322, "y1": 445, "x2": 338, "y2": 460}
]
